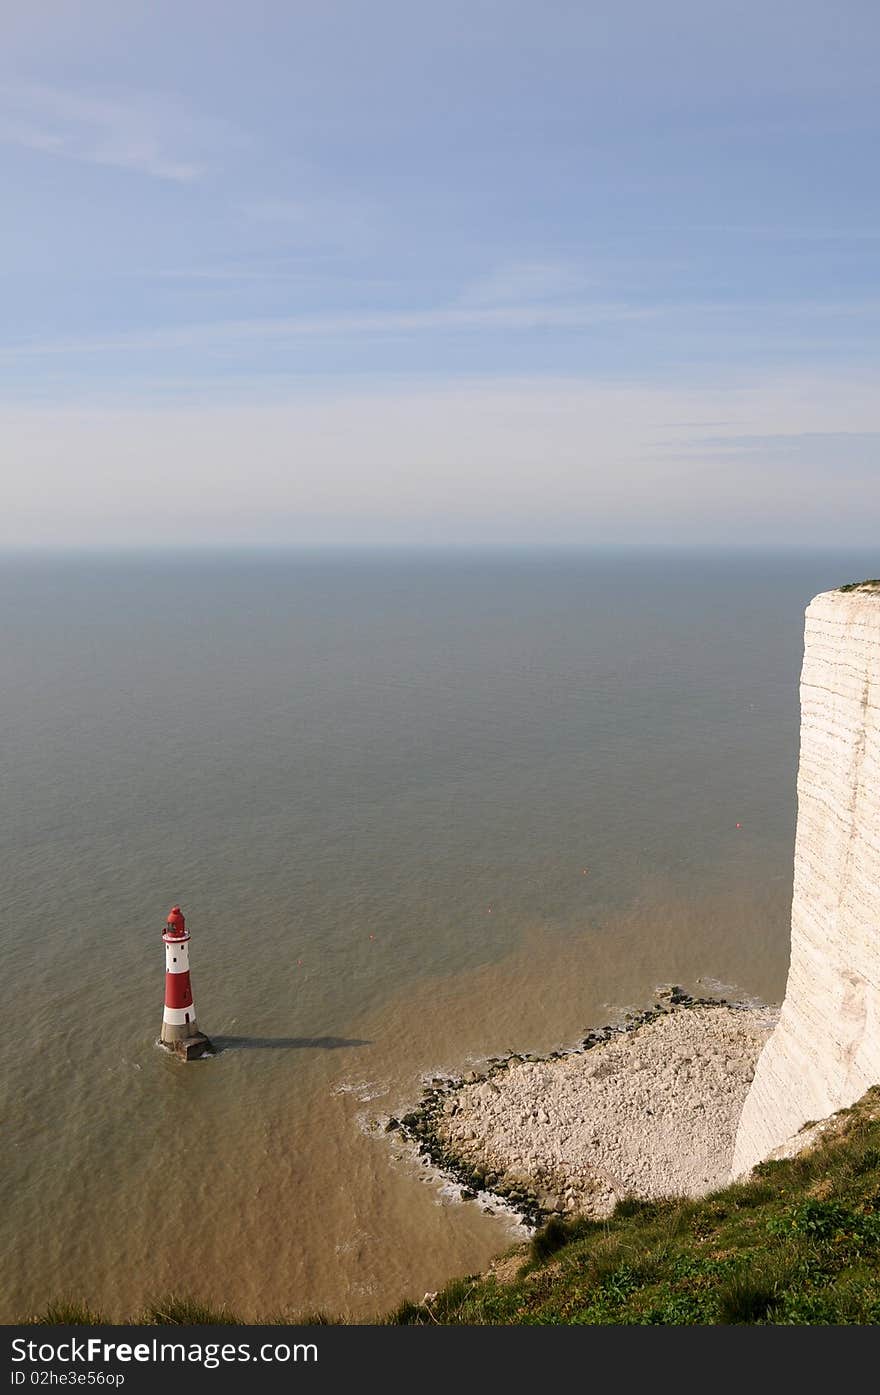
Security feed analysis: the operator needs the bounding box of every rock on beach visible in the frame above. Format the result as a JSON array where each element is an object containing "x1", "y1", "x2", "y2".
[{"x1": 433, "y1": 1003, "x2": 776, "y2": 1218}]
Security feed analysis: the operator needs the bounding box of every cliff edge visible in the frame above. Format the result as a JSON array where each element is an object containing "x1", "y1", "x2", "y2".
[{"x1": 732, "y1": 584, "x2": 880, "y2": 1176}]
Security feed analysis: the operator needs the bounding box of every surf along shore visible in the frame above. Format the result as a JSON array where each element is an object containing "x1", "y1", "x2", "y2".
[{"x1": 385, "y1": 989, "x2": 778, "y2": 1229}]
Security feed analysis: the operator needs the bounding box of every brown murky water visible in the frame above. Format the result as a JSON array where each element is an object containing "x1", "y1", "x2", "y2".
[{"x1": 2, "y1": 549, "x2": 871, "y2": 1319}]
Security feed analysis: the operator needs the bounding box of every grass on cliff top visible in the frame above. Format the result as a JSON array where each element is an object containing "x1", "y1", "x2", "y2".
[
  {"x1": 30, "y1": 1298, "x2": 335, "y2": 1327},
  {"x1": 28, "y1": 1088, "x2": 880, "y2": 1326},
  {"x1": 839, "y1": 579, "x2": 880, "y2": 592}
]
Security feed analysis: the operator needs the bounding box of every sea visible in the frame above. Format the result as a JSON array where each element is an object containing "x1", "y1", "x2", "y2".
[{"x1": 2, "y1": 546, "x2": 874, "y2": 1320}]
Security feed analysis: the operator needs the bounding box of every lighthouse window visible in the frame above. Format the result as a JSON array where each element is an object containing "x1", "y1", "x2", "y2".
[{"x1": 172, "y1": 957, "x2": 177, "y2": 963}]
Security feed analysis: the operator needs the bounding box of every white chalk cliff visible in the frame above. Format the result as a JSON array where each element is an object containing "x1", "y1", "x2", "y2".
[{"x1": 732, "y1": 585, "x2": 880, "y2": 1176}]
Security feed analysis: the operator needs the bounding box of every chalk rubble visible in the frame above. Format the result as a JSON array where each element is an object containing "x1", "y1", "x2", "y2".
[{"x1": 434, "y1": 1003, "x2": 775, "y2": 1217}]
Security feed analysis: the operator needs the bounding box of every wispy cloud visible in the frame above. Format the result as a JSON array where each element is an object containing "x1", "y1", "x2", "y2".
[
  {"x1": 459, "y1": 260, "x2": 595, "y2": 305},
  {"x1": 672, "y1": 429, "x2": 880, "y2": 477},
  {"x1": 0, "y1": 82, "x2": 226, "y2": 181},
  {"x1": 5, "y1": 290, "x2": 880, "y2": 370},
  {"x1": 1, "y1": 301, "x2": 662, "y2": 360},
  {"x1": 240, "y1": 194, "x2": 385, "y2": 254},
  {"x1": 656, "y1": 414, "x2": 880, "y2": 474},
  {"x1": 687, "y1": 430, "x2": 880, "y2": 452},
  {"x1": 646, "y1": 223, "x2": 880, "y2": 243}
]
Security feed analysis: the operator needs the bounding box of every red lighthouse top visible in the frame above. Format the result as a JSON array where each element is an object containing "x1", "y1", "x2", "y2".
[{"x1": 163, "y1": 905, "x2": 189, "y2": 942}]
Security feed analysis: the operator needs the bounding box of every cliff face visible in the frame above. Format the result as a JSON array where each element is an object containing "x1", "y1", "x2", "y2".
[{"x1": 733, "y1": 586, "x2": 880, "y2": 1176}]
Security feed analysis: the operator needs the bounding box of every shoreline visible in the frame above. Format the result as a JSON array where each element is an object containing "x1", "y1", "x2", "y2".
[{"x1": 385, "y1": 987, "x2": 778, "y2": 1228}]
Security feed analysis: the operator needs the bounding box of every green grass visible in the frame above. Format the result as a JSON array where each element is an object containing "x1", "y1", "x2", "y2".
[
  {"x1": 26, "y1": 1295, "x2": 338, "y2": 1326},
  {"x1": 31, "y1": 1301, "x2": 109, "y2": 1325},
  {"x1": 28, "y1": 1087, "x2": 880, "y2": 1326},
  {"x1": 839, "y1": 579, "x2": 880, "y2": 592},
  {"x1": 138, "y1": 1296, "x2": 244, "y2": 1325}
]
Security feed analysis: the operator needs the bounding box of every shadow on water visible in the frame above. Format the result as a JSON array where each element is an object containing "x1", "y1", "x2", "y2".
[{"x1": 212, "y1": 1035, "x2": 372, "y2": 1051}]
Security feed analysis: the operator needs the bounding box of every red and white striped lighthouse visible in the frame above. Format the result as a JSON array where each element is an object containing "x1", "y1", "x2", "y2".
[{"x1": 160, "y1": 906, "x2": 212, "y2": 1059}]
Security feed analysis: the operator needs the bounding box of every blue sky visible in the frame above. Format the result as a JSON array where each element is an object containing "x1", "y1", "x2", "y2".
[{"x1": 2, "y1": 1, "x2": 879, "y2": 545}]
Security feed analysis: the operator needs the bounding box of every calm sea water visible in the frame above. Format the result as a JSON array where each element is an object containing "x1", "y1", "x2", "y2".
[{"x1": 1, "y1": 547, "x2": 874, "y2": 1319}]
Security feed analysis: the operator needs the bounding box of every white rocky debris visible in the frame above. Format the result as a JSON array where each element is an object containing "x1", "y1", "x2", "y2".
[
  {"x1": 435, "y1": 1004, "x2": 775, "y2": 1217},
  {"x1": 733, "y1": 585, "x2": 880, "y2": 1176}
]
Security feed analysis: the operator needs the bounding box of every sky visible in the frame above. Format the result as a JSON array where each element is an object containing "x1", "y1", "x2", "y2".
[{"x1": 1, "y1": 0, "x2": 878, "y2": 547}]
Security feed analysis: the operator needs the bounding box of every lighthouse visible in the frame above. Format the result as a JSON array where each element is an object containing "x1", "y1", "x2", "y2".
[{"x1": 160, "y1": 906, "x2": 213, "y2": 1060}]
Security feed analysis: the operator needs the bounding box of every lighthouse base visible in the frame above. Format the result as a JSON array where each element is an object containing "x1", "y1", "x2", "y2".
[{"x1": 160, "y1": 1031, "x2": 214, "y2": 1061}]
